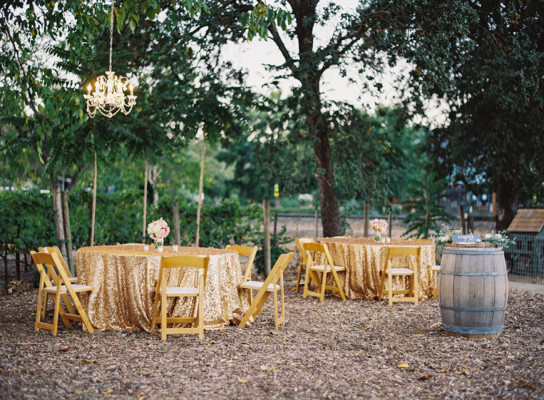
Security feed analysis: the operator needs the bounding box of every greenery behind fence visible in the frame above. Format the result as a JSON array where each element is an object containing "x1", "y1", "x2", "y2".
[{"x1": 0, "y1": 190, "x2": 289, "y2": 276}]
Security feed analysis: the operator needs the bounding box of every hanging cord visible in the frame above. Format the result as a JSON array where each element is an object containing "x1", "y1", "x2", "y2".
[{"x1": 109, "y1": 1, "x2": 114, "y2": 71}]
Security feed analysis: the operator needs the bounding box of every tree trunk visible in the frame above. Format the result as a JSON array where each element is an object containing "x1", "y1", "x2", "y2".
[
  {"x1": 496, "y1": 178, "x2": 518, "y2": 231},
  {"x1": 304, "y1": 82, "x2": 343, "y2": 237},
  {"x1": 52, "y1": 186, "x2": 67, "y2": 259},
  {"x1": 173, "y1": 201, "x2": 180, "y2": 246},
  {"x1": 61, "y1": 190, "x2": 75, "y2": 275},
  {"x1": 195, "y1": 132, "x2": 206, "y2": 247},
  {"x1": 90, "y1": 149, "x2": 97, "y2": 246},
  {"x1": 263, "y1": 199, "x2": 271, "y2": 275},
  {"x1": 142, "y1": 158, "x2": 148, "y2": 243}
]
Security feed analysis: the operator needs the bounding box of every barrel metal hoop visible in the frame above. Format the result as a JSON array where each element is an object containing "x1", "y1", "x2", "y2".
[
  {"x1": 440, "y1": 305, "x2": 507, "y2": 312},
  {"x1": 442, "y1": 323, "x2": 504, "y2": 335},
  {"x1": 443, "y1": 248, "x2": 503, "y2": 256},
  {"x1": 439, "y1": 271, "x2": 507, "y2": 276}
]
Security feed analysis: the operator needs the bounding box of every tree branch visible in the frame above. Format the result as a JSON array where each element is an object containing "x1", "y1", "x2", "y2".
[{"x1": 268, "y1": 23, "x2": 297, "y2": 75}]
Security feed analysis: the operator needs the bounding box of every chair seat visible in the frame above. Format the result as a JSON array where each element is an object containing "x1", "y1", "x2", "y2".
[
  {"x1": 240, "y1": 280, "x2": 279, "y2": 292},
  {"x1": 68, "y1": 277, "x2": 78, "y2": 283},
  {"x1": 431, "y1": 265, "x2": 441, "y2": 272},
  {"x1": 388, "y1": 267, "x2": 414, "y2": 275},
  {"x1": 161, "y1": 286, "x2": 199, "y2": 296},
  {"x1": 310, "y1": 264, "x2": 345, "y2": 272},
  {"x1": 44, "y1": 284, "x2": 93, "y2": 294}
]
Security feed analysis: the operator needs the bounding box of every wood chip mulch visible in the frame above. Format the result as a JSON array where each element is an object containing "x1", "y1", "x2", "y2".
[{"x1": 1, "y1": 280, "x2": 543, "y2": 400}]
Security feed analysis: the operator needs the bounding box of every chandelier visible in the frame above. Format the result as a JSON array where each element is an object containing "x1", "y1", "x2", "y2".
[{"x1": 84, "y1": 1, "x2": 136, "y2": 118}]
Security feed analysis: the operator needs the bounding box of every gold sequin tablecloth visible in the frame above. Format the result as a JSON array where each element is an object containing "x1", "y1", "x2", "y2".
[
  {"x1": 76, "y1": 245, "x2": 250, "y2": 332},
  {"x1": 318, "y1": 238, "x2": 436, "y2": 300}
]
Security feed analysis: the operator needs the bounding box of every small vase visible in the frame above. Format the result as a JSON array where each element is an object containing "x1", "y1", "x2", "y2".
[
  {"x1": 374, "y1": 231, "x2": 382, "y2": 243},
  {"x1": 154, "y1": 238, "x2": 164, "y2": 252}
]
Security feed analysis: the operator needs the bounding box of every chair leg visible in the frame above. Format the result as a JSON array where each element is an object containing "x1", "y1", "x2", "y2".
[
  {"x1": 388, "y1": 272, "x2": 393, "y2": 306},
  {"x1": 273, "y1": 290, "x2": 279, "y2": 330},
  {"x1": 52, "y1": 293, "x2": 62, "y2": 336},
  {"x1": 198, "y1": 277, "x2": 204, "y2": 340},
  {"x1": 302, "y1": 265, "x2": 311, "y2": 299},
  {"x1": 35, "y1": 287, "x2": 44, "y2": 331},
  {"x1": 331, "y1": 269, "x2": 346, "y2": 301},
  {"x1": 413, "y1": 267, "x2": 419, "y2": 305},
  {"x1": 161, "y1": 293, "x2": 167, "y2": 341},
  {"x1": 296, "y1": 261, "x2": 303, "y2": 290},
  {"x1": 319, "y1": 270, "x2": 327, "y2": 302}
]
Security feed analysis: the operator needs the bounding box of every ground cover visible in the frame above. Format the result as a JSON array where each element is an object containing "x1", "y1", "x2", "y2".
[{"x1": 1, "y1": 277, "x2": 543, "y2": 399}]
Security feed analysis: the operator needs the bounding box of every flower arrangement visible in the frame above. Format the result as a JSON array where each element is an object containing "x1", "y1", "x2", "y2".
[
  {"x1": 147, "y1": 218, "x2": 170, "y2": 241},
  {"x1": 482, "y1": 231, "x2": 515, "y2": 250},
  {"x1": 370, "y1": 219, "x2": 388, "y2": 242},
  {"x1": 432, "y1": 228, "x2": 514, "y2": 250}
]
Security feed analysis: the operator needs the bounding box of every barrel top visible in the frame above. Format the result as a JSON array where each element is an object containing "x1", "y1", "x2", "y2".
[{"x1": 443, "y1": 246, "x2": 504, "y2": 255}]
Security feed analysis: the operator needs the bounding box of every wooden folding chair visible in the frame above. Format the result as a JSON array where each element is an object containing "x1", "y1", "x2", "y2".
[
  {"x1": 150, "y1": 255, "x2": 209, "y2": 340},
  {"x1": 378, "y1": 246, "x2": 421, "y2": 306},
  {"x1": 31, "y1": 251, "x2": 94, "y2": 336},
  {"x1": 302, "y1": 242, "x2": 346, "y2": 302},
  {"x1": 239, "y1": 252, "x2": 293, "y2": 329},
  {"x1": 226, "y1": 245, "x2": 257, "y2": 282},
  {"x1": 38, "y1": 246, "x2": 78, "y2": 317},
  {"x1": 295, "y1": 237, "x2": 313, "y2": 290}
]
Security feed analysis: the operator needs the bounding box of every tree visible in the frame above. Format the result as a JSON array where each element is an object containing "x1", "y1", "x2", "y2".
[{"x1": 375, "y1": 0, "x2": 544, "y2": 230}]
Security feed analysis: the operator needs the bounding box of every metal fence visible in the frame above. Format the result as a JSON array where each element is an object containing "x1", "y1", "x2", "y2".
[{"x1": 504, "y1": 234, "x2": 544, "y2": 284}]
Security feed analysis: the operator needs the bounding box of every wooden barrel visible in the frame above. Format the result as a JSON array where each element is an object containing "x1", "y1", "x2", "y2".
[{"x1": 439, "y1": 246, "x2": 508, "y2": 337}]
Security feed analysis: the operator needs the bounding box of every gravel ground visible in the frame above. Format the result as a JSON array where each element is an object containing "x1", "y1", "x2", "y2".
[{"x1": 1, "y1": 277, "x2": 543, "y2": 400}]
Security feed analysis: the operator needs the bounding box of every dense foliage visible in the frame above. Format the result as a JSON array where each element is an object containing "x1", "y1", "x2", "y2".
[{"x1": 0, "y1": 190, "x2": 283, "y2": 274}]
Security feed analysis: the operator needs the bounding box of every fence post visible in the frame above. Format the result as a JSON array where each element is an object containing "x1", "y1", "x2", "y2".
[
  {"x1": 274, "y1": 211, "x2": 278, "y2": 236},
  {"x1": 364, "y1": 203, "x2": 369, "y2": 237},
  {"x1": 459, "y1": 204, "x2": 466, "y2": 234},
  {"x1": 173, "y1": 201, "x2": 180, "y2": 246},
  {"x1": 263, "y1": 199, "x2": 271, "y2": 275},
  {"x1": 314, "y1": 209, "x2": 318, "y2": 241},
  {"x1": 388, "y1": 210, "x2": 392, "y2": 239}
]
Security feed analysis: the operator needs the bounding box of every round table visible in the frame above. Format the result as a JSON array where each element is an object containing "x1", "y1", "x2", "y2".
[
  {"x1": 76, "y1": 245, "x2": 250, "y2": 331},
  {"x1": 318, "y1": 238, "x2": 436, "y2": 300}
]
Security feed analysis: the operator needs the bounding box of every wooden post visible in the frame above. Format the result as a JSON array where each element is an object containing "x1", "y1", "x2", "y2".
[
  {"x1": 492, "y1": 192, "x2": 497, "y2": 217},
  {"x1": 314, "y1": 209, "x2": 318, "y2": 241},
  {"x1": 173, "y1": 201, "x2": 180, "y2": 246},
  {"x1": 263, "y1": 199, "x2": 271, "y2": 275},
  {"x1": 388, "y1": 210, "x2": 393, "y2": 239},
  {"x1": 195, "y1": 132, "x2": 206, "y2": 247},
  {"x1": 15, "y1": 252, "x2": 20, "y2": 281},
  {"x1": 90, "y1": 149, "x2": 97, "y2": 246},
  {"x1": 53, "y1": 186, "x2": 67, "y2": 259},
  {"x1": 459, "y1": 204, "x2": 466, "y2": 234},
  {"x1": 142, "y1": 157, "x2": 148, "y2": 243},
  {"x1": 273, "y1": 211, "x2": 278, "y2": 236},
  {"x1": 364, "y1": 202, "x2": 369, "y2": 238},
  {"x1": 61, "y1": 190, "x2": 75, "y2": 275}
]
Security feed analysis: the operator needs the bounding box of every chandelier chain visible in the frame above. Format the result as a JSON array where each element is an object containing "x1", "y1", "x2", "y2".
[{"x1": 109, "y1": 0, "x2": 114, "y2": 71}]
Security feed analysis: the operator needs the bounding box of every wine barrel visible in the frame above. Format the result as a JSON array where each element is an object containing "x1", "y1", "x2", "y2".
[{"x1": 439, "y1": 246, "x2": 508, "y2": 337}]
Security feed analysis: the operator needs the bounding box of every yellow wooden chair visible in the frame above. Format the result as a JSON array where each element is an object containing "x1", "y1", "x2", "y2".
[
  {"x1": 302, "y1": 242, "x2": 346, "y2": 302},
  {"x1": 239, "y1": 252, "x2": 293, "y2": 330},
  {"x1": 295, "y1": 237, "x2": 313, "y2": 290},
  {"x1": 38, "y1": 246, "x2": 78, "y2": 318},
  {"x1": 378, "y1": 246, "x2": 421, "y2": 306},
  {"x1": 150, "y1": 255, "x2": 209, "y2": 340},
  {"x1": 226, "y1": 244, "x2": 257, "y2": 282},
  {"x1": 31, "y1": 251, "x2": 94, "y2": 336}
]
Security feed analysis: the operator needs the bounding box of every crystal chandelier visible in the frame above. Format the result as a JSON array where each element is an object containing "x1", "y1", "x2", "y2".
[{"x1": 84, "y1": 1, "x2": 136, "y2": 118}]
